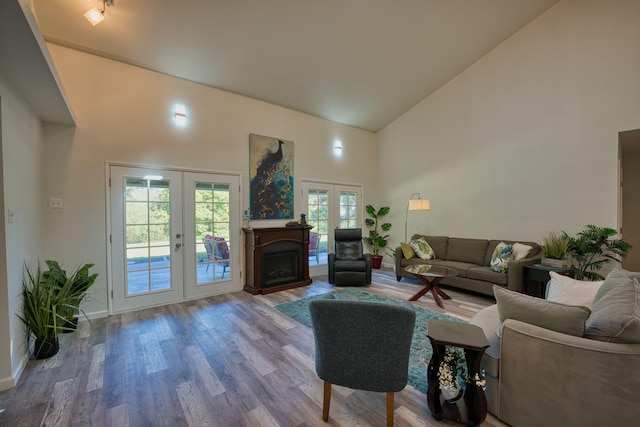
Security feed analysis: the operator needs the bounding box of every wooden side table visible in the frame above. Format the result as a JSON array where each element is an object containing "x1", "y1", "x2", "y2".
[
  {"x1": 427, "y1": 319, "x2": 489, "y2": 427},
  {"x1": 523, "y1": 264, "x2": 574, "y2": 298}
]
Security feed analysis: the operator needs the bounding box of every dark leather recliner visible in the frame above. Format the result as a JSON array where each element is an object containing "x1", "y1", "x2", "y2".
[{"x1": 328, "y1": 228, "x2": 372, "y2": 285}]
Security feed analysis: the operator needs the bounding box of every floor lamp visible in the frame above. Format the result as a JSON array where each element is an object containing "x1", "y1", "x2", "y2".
[{"x1": 405, "y1": 193, "x2": 431, "y2": 241}]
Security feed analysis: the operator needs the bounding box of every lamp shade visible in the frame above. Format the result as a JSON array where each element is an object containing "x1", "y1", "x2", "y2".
[{"x1": 409, "y1": 198, "x2": 430, "y2": 211}]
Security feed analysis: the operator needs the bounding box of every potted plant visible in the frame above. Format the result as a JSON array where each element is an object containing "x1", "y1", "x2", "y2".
[
  {"x1": 363, "y1": 204, "x2": 392, "y2": 269},
  {"x1": 567, "y1": 225, "x2": 632, "y2": 280},
  {"x1": 17, "y1": 263, "x2": 66, "y2": 359},
  {"x1": 540, "y1": 231, "x2": 571, "y2": 268},
  {"x1": 43, "y1": 260, "x2": 98, "y2": 331}
]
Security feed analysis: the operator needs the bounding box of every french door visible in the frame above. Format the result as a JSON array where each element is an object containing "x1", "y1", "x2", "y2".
[
  {"x1": 109, "y1": 166, "x2": 240, "y2": 313},
  {"x1": 301, "y1": 181, "x2": 362, "y2": 276}
]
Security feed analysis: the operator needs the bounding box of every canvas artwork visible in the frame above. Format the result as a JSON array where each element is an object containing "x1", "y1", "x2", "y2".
[{"x1": 249, "y1": 134, "x2": 294, "y2": 219}]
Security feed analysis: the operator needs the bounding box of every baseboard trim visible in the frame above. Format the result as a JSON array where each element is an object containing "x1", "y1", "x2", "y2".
[
  {"x1": 0, "y1": 351, "x2": 28, "y2": 392},
  {"x1": 81, "y1": 310, "x2": 109, "y2": 321}
]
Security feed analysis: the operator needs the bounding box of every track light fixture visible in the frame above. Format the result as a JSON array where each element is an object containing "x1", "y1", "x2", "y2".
[{"x1": 84, "y1": 0, "x2": 114, "y2": 26}]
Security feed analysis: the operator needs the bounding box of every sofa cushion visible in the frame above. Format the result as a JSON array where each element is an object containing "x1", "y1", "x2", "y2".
[
  {"x1": 490, "y1": 242, "x2": 514, "y2": 273},
  {"x1": 546, "y1": 271, "x2": 603, "y2": 307},
  {"x1": 410, "y1": 237, "x2": 435, "y2": 260},
  {"x1": 585, "y1": 269, "x2": 640, "y2": 343},
  {"x1": 333, "y1": 259, "x2": 367, "y2": 272},
  {"x1": 494, "y1": 286, "x2": 591, "y2": 337},
  {"x1": 446, "y1": 237, "x2": 489, "y2": 265},
  {"x1": 400, "y1": 242, "x2": 415, "y2": 260},
  {"x1": 468, "y1": 266, "x2": 508, "y2": 285},
  {"x1": 412, "y1": 235, "x2": 448, "y2": 259}
]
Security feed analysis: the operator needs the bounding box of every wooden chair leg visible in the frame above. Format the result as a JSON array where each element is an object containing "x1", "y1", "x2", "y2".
[
  {"x1": 387, "y1": 392, "x2": 394, "y2": 427},
  {"x1": 323, "y1": 381, "x2": 331, "y2": 422}
]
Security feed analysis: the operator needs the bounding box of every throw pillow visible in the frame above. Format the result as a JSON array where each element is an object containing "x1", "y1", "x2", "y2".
[
  {"x1": 490, "y1": 242, "x2": 514, "y2": 273},
  {"x1": 585, "y1": 269, "x2": 640, "y2": 343},
  {"x1": 493, "y1": 285, "x2": 591, "y2": 338},
  {"x1": 546, "y1": 271, "x2": 603, "y2": 307},
  {"x1": 512, "y1": 242, "x2": 533, "y2": 260},
  {"x1": 400, "y1": 242, "x2": 415, "y2": 260},
  {"x1": 410, "y1": 238, "x2": 435, "y2": 260}
]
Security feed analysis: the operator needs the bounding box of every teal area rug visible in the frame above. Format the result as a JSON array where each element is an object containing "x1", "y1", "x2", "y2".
[{"x1": 274, "y1": 287, "x2": 466, "y2": 394}]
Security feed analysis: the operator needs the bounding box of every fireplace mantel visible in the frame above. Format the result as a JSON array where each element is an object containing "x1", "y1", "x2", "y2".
[{"x1": 243, "y1": 226, "x2": 312, "y2": 294}]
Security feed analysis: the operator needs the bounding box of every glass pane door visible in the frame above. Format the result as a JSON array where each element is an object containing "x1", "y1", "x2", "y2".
[
  {"x1": 183, "y1": 172, "x2": 241, "y2": 299},
  {"x1": 302, "y1": 181, "x2": 362, "y2": 276},
  {"x1": 125, "y1": 177, "x2": 172, "y2": 294},
  {"x1": 194, "y1": 182, "x2": 231, "y2": 284},
  {"x1": 111, "y1": 167, "x2": 183, "y2": 312},
  {"x1": 307, "y1": 188, "x2": 329, "y2": 267}
]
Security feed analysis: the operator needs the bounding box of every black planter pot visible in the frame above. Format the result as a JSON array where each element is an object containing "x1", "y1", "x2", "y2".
[{"x1": 33, "y1": 336, "x2": 60, "y2": 359}]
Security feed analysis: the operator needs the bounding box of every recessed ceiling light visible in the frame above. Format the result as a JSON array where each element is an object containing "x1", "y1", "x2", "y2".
[
  {"x1": 84, "y1": 7, "x2": 104, "y2": 26},
  {"x1": 84, "y1": 0, "x2": 114, "y2": 26}
]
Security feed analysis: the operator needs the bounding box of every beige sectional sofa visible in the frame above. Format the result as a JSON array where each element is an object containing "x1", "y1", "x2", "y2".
[
  {"x1": 470, "y1": 269, "x2": 640, "y2": 427},
  {"x1": 394, "y1": 235, "x2": 542, "y2": 296}
]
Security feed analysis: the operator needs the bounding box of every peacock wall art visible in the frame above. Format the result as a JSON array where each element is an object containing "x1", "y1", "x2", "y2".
[{"x1": 249, "y1": 134, "x2": 295, "y2": 220}]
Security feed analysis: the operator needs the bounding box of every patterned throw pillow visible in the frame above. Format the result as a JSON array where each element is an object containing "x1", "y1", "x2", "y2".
[
  {"x1": 410, "y1": 238, "x2": 435, "y2": 260},
  {"x1": 400, "y1": 242, "x2": 415, "y2": 260},
  {"x1": 490, "y1": 242, "x2": 514, "y2": 273}
]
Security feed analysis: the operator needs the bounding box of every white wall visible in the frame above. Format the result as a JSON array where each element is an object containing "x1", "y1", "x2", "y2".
[
  {"x1": 0, "y1": 72, "x2": 45, "y2": 390},
  {"x1": 378, "y1": 0, "x2": 640, "y2": 256},
  {"x1": 42, "y1": 44, "x2": 377, "y2": 317}
]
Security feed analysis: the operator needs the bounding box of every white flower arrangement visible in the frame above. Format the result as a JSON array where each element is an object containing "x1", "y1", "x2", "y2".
[{"x1": 437, "y1": 348, "x2": 487, "y2": 393}]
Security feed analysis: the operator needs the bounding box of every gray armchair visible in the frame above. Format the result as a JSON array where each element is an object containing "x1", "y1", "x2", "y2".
[
  {"x1": 328, "y1": 228, "x2": 372, "y2": 285},
  {"x1": 309, "y1": 297, "x2": 416, "y2": 427}
]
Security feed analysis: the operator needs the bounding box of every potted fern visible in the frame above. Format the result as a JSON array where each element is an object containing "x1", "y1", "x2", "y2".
[
  {"x1": 568, "y1": 225, "x2": 632, "y2": 280},
  {"x1": 363, "y1": 204, "x2": 392, "y2": 269}
]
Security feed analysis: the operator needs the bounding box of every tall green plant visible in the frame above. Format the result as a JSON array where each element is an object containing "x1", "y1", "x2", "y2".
[
  {"x1": 363, "y1": 205, "x2": 392, "y2": 256},
  {"x1": 43, "y1": 260, "x2": 98, "y2": 322},
  {"x1": 568, "y1": 225, "x2": 632, "y2": 280},
  {"x1": 17, "y1": 263, "x2": 66, "y2": 341}
]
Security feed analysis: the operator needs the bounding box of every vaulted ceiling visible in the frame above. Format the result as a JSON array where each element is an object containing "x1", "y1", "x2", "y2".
[{"x1": 31, "y1": 0, "x2": 560, "y2": 132}]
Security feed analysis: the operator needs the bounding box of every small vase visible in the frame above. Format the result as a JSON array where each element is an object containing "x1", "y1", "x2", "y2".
[
  {"x1": 33, "y1": 336, "x2": 60, "y2": 359},
  {"x1": 440, "y1": 383, "x2": 463, "y2": 403}
]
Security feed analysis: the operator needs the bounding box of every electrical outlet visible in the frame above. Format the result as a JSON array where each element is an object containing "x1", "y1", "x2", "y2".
[{"x1": 49, "y1": 198, "x2": 63, "y2": 209}]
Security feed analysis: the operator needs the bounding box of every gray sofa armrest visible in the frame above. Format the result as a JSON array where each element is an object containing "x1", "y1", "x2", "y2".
[
  {"x1": 505, "y1": 256, "x2": 540, "y2": 293},
  {"x1": 498, "y1": 319, "x2": 640, "y2": 427}
]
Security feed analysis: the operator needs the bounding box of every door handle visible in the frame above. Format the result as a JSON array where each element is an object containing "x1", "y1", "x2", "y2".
[{"x1": 175, "y1": 243, "x2": 182, "y2": 252}]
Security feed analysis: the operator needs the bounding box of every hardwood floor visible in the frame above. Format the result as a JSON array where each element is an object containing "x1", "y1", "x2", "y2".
[{"x1": 0, "y1": 269, "x2": 507, "y2": 427}]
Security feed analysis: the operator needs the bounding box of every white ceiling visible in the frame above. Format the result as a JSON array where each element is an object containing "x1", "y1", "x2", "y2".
[{"x1": 31, "y1": 0, "x2": 560, "y2": 132}]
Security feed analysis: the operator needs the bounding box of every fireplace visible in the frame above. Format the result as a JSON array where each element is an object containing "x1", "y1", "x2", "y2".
[
  {"x1": 243, "y1": 226, "x2": 312, "y2": 294},
  {"x1": 263, "y1": 241, "x2": 301, "y2": 288}
]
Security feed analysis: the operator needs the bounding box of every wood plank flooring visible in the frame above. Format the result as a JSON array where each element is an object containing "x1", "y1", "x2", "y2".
[{"x1": 0, "y1": 269, "x2": 508, "y2": 427}]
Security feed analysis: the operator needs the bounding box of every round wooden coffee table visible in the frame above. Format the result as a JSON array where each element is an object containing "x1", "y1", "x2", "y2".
[{"x1": 404, "y1": 264, "x2": 458, "y2": 308}]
